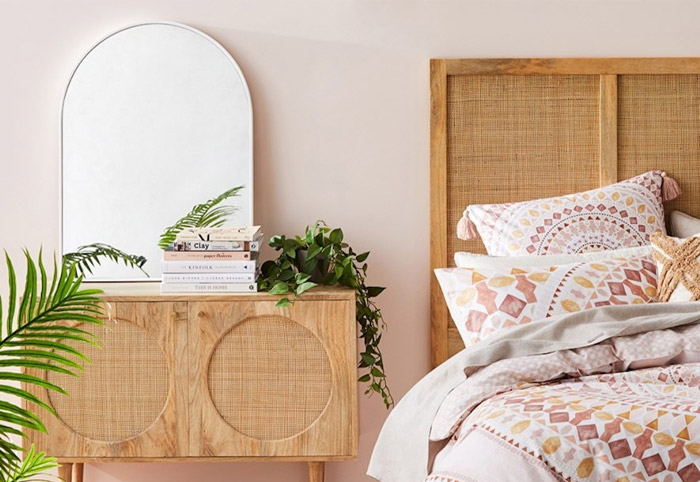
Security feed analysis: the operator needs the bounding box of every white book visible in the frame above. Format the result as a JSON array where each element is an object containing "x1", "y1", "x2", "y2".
[
  {"x1": 171, "y1": 236, "x2": 263, "y2": 252},
  {"x1": 162, "y1": 273, "x2": 257, "y2": 283},
  {"x1": 160, "y1": 282, "x2": 257, "y2": 293},
  {"x1": 161, "y1": 260, "x2": 257, "y2": 273},
  {"x1": 176, "y1": 226, "x2": 262, "y2": 242}
]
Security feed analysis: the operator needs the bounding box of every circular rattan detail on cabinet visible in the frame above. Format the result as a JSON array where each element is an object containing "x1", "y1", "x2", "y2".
[
  {"x1": 208, "y1": 315, "x2": 332, "y2": 441},
  {"x1": 47, "y1": 321, "x2": 169, "y2": 442}
]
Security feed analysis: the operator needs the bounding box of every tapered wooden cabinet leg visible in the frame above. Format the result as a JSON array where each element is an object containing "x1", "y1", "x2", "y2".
[
  {"x1": 308, "y1": 461, "x2": 324, "y2": 482},
  {"x1": 58, "y1": 462, "x2": 73, "y2": 482},
  {"x1": 72, "y1": 463, "x2": 84, "y2": 482}
]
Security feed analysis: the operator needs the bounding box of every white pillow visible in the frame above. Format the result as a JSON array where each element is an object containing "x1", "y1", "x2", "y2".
[
  {"x1": 454, "y1": 245, "x2": 652, "y2": 270},
  {"x1": 668, "y1": 210, "x2": 700, "y2": 238}
]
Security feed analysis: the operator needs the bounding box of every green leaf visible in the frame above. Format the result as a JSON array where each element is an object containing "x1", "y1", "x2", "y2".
[
  {"x1": 305, "y1": 244, "x2": 322, "y2": 261},
  {"x1": 279, "y1": 270, "x2": 296, "y2": 282},
  {"x1": 329, "y1": 228, "x2": 343, "y2": 244},
  {"x1": 275, "y1": 298, "x2": 291, "y2": 308},
  {"x1": 295, "y1": 282, "x2": 318, "y2": 296},
  {"x1": 269, "y1": 282, "x2": 289, "y2": 295},
  {"x1": 157, "y1": 186, "x2": 244, "y2": 249},
  {"x1": 358, "y1": 374, "x2": 371, "y2": 383},
  {"x1": 63, "y1": 243, "x2": 148, "y2": 278},
  {"x1": 366, "y1": 286, "x2": 385, "y2": 298},
  {"x1": 295, "y1": 273, "x2": 312, "y2": 284},
  {"x1": 356, "y1": 251, "x2": 370, "y2": 262},
  {"x1": 361, "y1": 353, "x2": 375, "y2": 366}
]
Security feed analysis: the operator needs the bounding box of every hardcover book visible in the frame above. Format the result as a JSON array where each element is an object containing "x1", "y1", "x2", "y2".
[
  {"x1": 175, "y1": 226, "x2": 262, "y2": 242},
  {"x1": 161, "y1": 260, "x2": 257, "y2": 273},
  {"x1": 163, "y1": 251, "x2": 255, "y2": 261},
  {"x1": 171, "y1": 237, "x2": 262, "y2": 252},
  {"x1": 160, "y1": 282, "x2": 258, "y2": 293},
  {"x1": 162, "y1": 273, "x2": 257, "y2": 283}
]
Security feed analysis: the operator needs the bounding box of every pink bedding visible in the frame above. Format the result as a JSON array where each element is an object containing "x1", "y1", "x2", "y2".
[{"x1": 427, "y1": 325, "x2": 700, "y2": 482}]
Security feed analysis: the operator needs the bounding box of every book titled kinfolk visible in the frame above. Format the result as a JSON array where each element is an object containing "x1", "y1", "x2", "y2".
[
  {"x1": 160, "y1": 282, "x2": 257, "y2": 293},
  {"x1": 161, "y1": 260, "x2": 256, "y2": 273}
]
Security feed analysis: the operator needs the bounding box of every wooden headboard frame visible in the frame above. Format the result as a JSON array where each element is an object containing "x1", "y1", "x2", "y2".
[{"x1": 430, "y1": 58, "x2": 700, "y2": 368}]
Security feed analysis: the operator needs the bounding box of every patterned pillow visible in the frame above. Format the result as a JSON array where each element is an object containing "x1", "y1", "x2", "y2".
[
  {"x1": 457, "y1": 170, "x2": 681, "y2": 256},
  {"x1": 454, "y1": 245, "x2": 651, "y2": 270},
  {"x1": 651, "y1": 232, "x2": 700, "y2": 302},
  {"x1": 435, "y1": 254, "x2": 658, "y2": 348}
]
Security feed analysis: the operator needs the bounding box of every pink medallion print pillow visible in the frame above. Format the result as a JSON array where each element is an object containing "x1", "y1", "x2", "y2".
[
  {"x1": 457, "y1": 170, "x2": 681, "y2": 256},
  {"x1": 435, "y1": 254, "x2": 658, "y2": 349}
]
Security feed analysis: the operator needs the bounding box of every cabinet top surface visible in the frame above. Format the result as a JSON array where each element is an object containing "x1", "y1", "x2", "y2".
[{"x1": 84, "y1": 282, "x2": 356, "y2": 302}]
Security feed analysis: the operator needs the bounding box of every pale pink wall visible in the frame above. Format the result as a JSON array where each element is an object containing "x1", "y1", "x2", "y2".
[{"x1": 0, "y1": 1, "x2": 699, "y2": 481}]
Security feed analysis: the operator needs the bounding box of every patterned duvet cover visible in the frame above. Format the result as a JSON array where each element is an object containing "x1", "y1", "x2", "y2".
[{"x1": 427, "y1": 325, "x2": 700, "y2": 482}]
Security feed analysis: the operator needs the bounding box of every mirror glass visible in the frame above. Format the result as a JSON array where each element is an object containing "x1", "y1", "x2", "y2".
[{"x1": 62, "y1": 22, "x2": 253, "y2": 280}]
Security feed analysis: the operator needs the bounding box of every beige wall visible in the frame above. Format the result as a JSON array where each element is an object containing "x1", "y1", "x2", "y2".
[{"x1": 0, "y1": 0, "x2": 699, "y2": 480}]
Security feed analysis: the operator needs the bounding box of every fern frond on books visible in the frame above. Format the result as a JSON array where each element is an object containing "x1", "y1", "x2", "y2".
[
  {"x1": 0, "y1": 250, "x2": 103, "y2": 479},
  {"x1": 157, "y1": 186, "x2": 244, "y2": 250},
  {"x1": 63, "y1": 243, "x2": 148, "y2": 277}
]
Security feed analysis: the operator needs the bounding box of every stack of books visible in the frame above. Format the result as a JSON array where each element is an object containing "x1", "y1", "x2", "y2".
[{"x1": 160, "y1": 226, "x2": 263, "y2": 293}]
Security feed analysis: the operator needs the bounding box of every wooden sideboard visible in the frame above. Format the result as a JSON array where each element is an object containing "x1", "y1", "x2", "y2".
[{"x1": 23, "y1": 283, "x2": 358, "y2": 482}]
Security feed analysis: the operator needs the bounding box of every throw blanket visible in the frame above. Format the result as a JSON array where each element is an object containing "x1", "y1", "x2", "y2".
[{"x1": 368, "y1": 302, "x2": 700, "y2": 482}]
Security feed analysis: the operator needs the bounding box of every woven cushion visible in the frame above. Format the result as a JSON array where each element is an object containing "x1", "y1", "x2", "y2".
[
  {"x1": 435, "y1": 252, "x2": 658, "y2": 349},
  {"x1": 463, "y1": 170, "x2": 668, "y2": 256},
  {"x1": 668, "y1": 210, "x2": 700, "y2": 238},
  {"x1": 651, "y1": 232, "x2": 700, "y2": 302}
]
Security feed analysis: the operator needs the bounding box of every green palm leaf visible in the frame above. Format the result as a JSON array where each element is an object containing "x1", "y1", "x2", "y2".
[
  {"x1": 5, "y1": 444, "x2": 58, "y2": 482},
  {"x1": 0, "y1": 250, "x2": 103, "y2": 480},
  {"x1": 157, "y1": 186, "x2": 244, "y2": 250},
  {"x1": 63, "y1": 243, "x2": 148, "y2": 277}
]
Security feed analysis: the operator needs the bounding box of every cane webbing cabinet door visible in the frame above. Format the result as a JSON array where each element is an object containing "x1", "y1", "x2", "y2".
[
  {"x1": 191, "y1": 299, "x2": 357, "y2": 458},
  {"x1": 22, "y1": 283, "x2": 358, "y2": 482},
  {"x1": 25, "y1": 300, "x2": 189, "y2": 458}
]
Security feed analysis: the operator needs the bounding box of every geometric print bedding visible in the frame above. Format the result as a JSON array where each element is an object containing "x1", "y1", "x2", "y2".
[
  {"x1": 458, "y1": 170, "x2": 679, "y2": 257},
  {"x1": 651, "y1": 232, "x2": 700, "y2": 303},
  {"x1": 435, "y1": 255, "x2": 658, "y2": 349},
  {"x1": 428, "y1": 363, "x2": 700, "y2": 482}
]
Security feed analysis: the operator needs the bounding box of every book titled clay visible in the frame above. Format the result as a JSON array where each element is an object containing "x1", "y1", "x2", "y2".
[{"x1": 172, "y1": 239, "x2": 262, "y2": 252}]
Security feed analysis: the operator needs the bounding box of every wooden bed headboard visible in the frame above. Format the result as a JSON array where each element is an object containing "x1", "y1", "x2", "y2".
[{"x1": 430, "y1": 58, "x2": 700, "y2": 368}]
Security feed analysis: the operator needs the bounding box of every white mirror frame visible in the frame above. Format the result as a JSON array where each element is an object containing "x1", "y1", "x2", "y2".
[{"x1": 59, "y1": 22, "x2": 253, "y2": 281}]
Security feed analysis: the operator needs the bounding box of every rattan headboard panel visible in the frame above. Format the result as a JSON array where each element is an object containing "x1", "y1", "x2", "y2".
[
  {"x1": 617, "y1": 74, "x2": 700, "y2": 217},
  {"x1": 431, "y1": 59, "x2": 700, "y2": 367},
  {"x1": 446, "y1": 74, "x2": 601, "y2": 260}
]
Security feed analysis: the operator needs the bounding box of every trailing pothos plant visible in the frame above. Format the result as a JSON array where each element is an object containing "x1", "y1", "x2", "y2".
[
  {"x1": 0, "y1": 250, "x2": 104, "y2": 480},
  {"x1": 258, "y1": 222, "x2": 393, "y2": 408}
]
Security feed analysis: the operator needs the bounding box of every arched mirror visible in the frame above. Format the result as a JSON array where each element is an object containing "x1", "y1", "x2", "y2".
[{"x1": 61, "y1": 22, "x2": 253, "y2": 280}]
